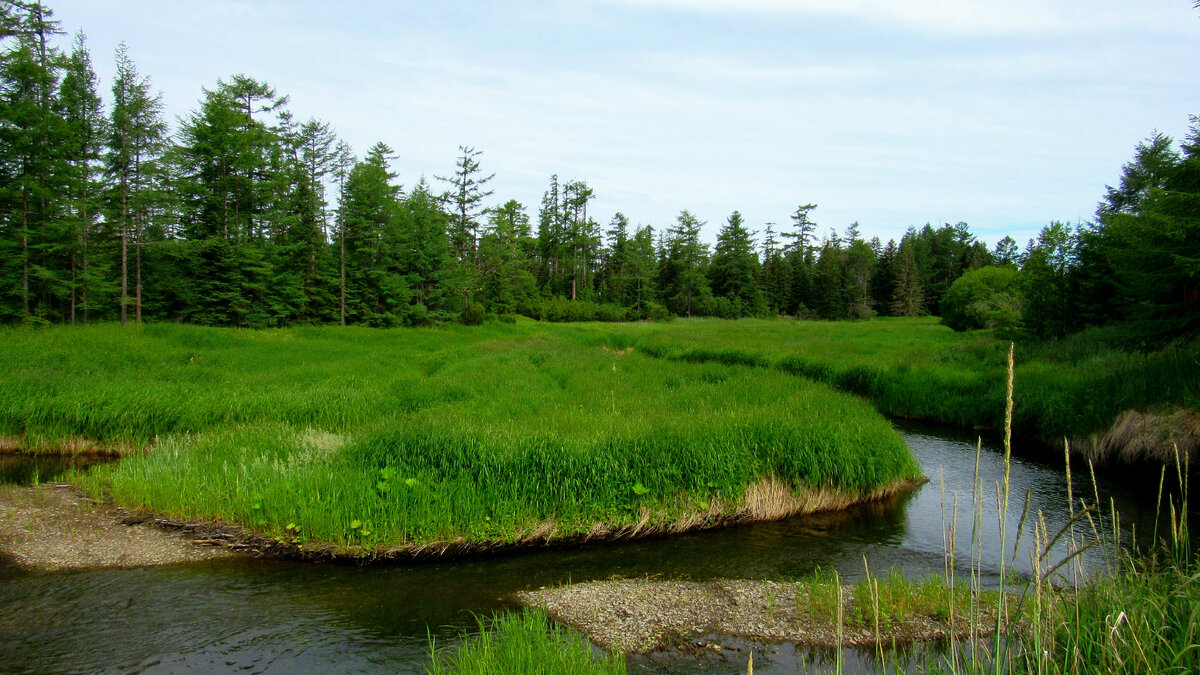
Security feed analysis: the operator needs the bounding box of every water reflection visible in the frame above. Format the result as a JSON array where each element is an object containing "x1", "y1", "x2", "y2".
[{"x1": 0, "y1": 422, "x2": 1184, "y2": 674}]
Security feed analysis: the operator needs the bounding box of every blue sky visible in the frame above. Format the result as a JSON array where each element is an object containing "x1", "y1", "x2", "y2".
[{"x1": 48, "y1": 0, "x2": 1200, "y2": 249}]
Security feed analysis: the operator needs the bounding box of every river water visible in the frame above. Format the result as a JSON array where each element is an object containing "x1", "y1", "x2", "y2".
[{"x1": 0, "y1": 422, "x2": 1184, "y2": 674}]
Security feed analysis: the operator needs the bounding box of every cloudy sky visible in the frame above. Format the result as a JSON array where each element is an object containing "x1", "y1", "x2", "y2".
[{"x1": 47, "y1": 1, "x2": 1200, "y2": 248}]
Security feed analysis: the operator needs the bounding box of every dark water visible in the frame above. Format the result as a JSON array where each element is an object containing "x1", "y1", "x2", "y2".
[
  {"x1": 0, "y1": 454, "x2": 108, "y2": 488},
  {"x1": 0, "y1": 424, "x2": 1185, "y2": 674}
]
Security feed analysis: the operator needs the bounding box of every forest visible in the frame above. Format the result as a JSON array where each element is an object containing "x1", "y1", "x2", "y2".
[{"x1": 1, "y1": 2, "x2": 1197, "y2": 348}]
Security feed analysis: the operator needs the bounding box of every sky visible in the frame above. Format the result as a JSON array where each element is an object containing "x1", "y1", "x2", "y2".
[{"x1": 45, "y1": 0, "x2": 1200, "y2": 249}]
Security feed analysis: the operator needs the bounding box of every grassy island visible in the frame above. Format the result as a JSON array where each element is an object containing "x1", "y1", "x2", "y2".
[{"x1": 0, "y1": 320, "x2": 921, "y2": 555}]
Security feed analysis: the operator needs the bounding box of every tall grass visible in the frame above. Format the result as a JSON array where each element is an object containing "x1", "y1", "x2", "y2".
[
  {"x1": 426, "y1": 610, "x2": 626, "y2": 675},
  {"x1": 471, "y1": 340, "x2": 1197, "y2": 674},
  {"x1": 0, "y1": 321, "x2": 920, "y2": 549},
  {"x1": 576, "y1": 318, "x2": 1200, "y2": 464},
  {"x1": 926, "y1": 348, "x2": 1198, "y2": 674}
]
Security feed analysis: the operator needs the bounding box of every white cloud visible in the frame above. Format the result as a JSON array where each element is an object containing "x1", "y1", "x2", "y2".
[{"x1": 598, "y1": 0, "x2": 1185, "y2": 36}]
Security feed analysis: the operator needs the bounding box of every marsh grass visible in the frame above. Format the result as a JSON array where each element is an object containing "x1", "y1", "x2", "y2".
[
  {"x1": 426, "y1": 610, "x2": 626, "y2": 675},
  {"x1": 584, "y1": 318, "x2": 1200, "y2": 463},
  {"x1": 469, "y1": 339, "x2": 1196, "y2": 674},
  {"x1": 0, "y1": 321, "x2": 920, "y2": 549}
]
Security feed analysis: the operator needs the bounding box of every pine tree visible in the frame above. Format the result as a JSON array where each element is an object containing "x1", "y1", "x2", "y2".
[
  {"x1": 477, "y1": 198, "x2": 536, "y2": 313},
  {"x1": 628, "y1": 225, "x2": 659, "y2": 315},
  {"x1": 58, "y1": 31, "x2": 107, "y2": 324},
  {"x1": 338, "y1": 141, "x2": 400, "y2": 324},
  {"x1": 1019, "y1": 221, "x2": 1077, "y2": 338},
  {"x1": 781, "y1": 204, "x2": 817, "y2": 313},
  {"x1": 0, "y1": 2, "x2": 69, "y2": 323}
]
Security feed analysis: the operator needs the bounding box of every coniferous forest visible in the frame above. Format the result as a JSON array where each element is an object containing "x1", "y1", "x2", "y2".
[{"x1": 1, "y1": 3, "x2": 1197, "y2": 348}]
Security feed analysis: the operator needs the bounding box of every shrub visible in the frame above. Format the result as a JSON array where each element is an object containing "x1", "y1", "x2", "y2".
[
  {"x1": 941, "y1": 266, "x2": 1021, "y2": 332},
  {"x1": 460, "y1": 301, "x2": 485, "y2": 326}
]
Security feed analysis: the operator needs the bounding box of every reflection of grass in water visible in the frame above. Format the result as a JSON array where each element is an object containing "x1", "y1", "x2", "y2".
[
  {"x1": 426, "y1": 610, "x2": 625, "y2": 675},
  {"x1": 0, "y1": 456, "x2": 102, "y2": 487}
]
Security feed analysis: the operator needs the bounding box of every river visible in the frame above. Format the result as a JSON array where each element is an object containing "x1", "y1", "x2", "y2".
[{"x1": 0, "y1": 422, "x2": 1185, "y2": 673}]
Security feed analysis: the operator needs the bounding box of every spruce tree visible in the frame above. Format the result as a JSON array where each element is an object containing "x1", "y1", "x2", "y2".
[
  {"x1": 106, "y1": 43, "x2": 166, "y2": 324},
  {"x1": 436, "y1": 145, "x2": 494, "y2": 266},
  {"x1": 709, "y1": 210, "x2": 763, "y2": 317},
  {"x1": 660, "y1": 210, "x2": 712, "y2": 317},
  {"x1": 890, "y1": 239, "x2": 924, "y2": 317}
]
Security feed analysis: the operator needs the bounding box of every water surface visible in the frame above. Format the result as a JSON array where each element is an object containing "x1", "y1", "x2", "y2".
[{"x1": 0, "y1": 423, "x2": 1181, "y2": 674}]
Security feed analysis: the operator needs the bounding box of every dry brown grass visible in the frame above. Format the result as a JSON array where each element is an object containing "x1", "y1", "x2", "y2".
[{"x1": 1072, "y1": 407, "x2": 1200, "y2": 467}]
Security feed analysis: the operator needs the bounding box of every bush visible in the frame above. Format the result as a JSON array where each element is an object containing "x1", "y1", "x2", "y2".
[
  {"x1": 519, "y1": 297, "x2": 631, "y2": 323},
  {"x1": 941, "y1": 266, "x2": 1021, "y2": 332},
  {"x1": 459, "y1": 301, "x2": 485, "y2": 326}
]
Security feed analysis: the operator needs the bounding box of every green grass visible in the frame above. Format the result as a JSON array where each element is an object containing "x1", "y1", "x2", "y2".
[
  {"x1": 795, "y1": 566, "x2": 1004, "y2": 634},
  {"x1": 427, "y1": 610, "x2": 626, "y2": 675},
  {"x1": 569, "y1": 318, "x2": 1200, "y2": 450},
  {"x1": 0, "y1": 320, "x2": 920, "y2": 550}
]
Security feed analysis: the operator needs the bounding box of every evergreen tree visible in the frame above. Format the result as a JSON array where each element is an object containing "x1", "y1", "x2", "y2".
[
  {"x1": 843, "y1": 235, "x2": 875, "y2": 319},
  {"x1": 992, "y1": 236, "x2": 1021, "y2": 266},
  {"x1": 1019, "y1": 221, "x2": 1077, "y2": 338},
  {"x1": 331, "y1": 139, "x2": 354, "y2": 325},
  {"x1": 58, "y1": 31, "x2": 107, "y2": 323},
  {"x1": 890, "y1": 238, "x2": 924, "y2": 316},
  {"x1": 1100, "y1": 120, "x2": 1200, "y2": 341},
  {"x1": 709, "y1": 210, "x2": 763, "y2": 317},
  {"x1": 598, "y1": 212, "x2": 631, "y2": 305},
  {"x1": 759, "y1": 223, "x2": 790, "y2": 315},
  {"x1": 627, "y1": 225, "x2": 659, "y2": 315},
  {"x1": 106, "y1": 43, "x2": 166, "y2": 324},
  {"x1": 660, "y1": 210, "x2": 712, "y2": 317},
  {"x1": 477, "y1": 198, "x2": 536, "y2": 313},
  {"x1": 338, "y1": 141, "x2": 400, "y2": 324},
  {"x1": 392, "y1": 178, "x2": 452, "y2": 324},
  {"x1": 782, "y1": 203, "x2": 817, "y2": 312},
  {"x1": 0, "y1": 1, "x2": 68, "y2": 323},
  {"x1": 871, "y1": 239, "x2": 897, "y2": 316},
  {"x1": 437, "y1": 145, "x2": 493, "y2": 265}
]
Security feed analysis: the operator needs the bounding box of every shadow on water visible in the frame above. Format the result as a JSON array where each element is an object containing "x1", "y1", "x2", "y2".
[{"x1": 0, "y1": 422, "x2": 1189, "y2": 674}]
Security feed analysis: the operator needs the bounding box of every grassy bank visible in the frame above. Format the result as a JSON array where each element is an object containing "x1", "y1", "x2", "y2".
[
  {"x1": 0, "y1": 321, "x2": 920, "y2": 552},
  {"x1": 427, "y1": 610, "x2": 626, "y2": 675},
  {"x1": 572, "y1": 318, "x2": 1200, "y2": 463}
]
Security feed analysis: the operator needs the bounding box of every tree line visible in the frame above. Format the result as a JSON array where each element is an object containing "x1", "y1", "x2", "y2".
[{"x1": 1, "y1": 3, "x2": 1196, "y2": 346}]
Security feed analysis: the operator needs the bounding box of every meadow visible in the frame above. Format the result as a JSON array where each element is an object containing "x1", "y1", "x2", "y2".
[
  {"x1": 581, "y1": 318, "x2": 1200, "y2": 460},
  {"x1": 0, "y1": 320, "x2": 920, "y2": 551}
]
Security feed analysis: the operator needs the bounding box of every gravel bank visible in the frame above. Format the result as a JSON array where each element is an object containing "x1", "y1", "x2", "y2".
[
  {"x1": 0, "y1": 484, "x2": 241, "y2": 571},
  {"x1": 520, "y1": 578, "x2": 1001, "y2": 654}
]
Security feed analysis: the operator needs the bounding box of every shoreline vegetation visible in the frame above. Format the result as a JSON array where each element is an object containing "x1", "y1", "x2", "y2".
[
  {"x1": 2, "y1": 320, "x2": 1196, "y2": 673},
  {"x1": 3, "y1": 317, "x2": 1196, "y2": 470},
  {"x1": 0, "y1": 320, "x2": 924, "y2": 558},
  {"x1": 430, "y1": 356, "x2": 1199, "y2": 674}
]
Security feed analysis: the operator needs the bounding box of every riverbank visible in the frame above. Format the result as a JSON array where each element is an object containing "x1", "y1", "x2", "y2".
[
  {"x1": 0, "y1": 322, "x2": 922, "y2": 555},
  {"x1": 0, "y1": 483, "x2": 239, "y2": 570},
  {"x1": 518, "y1": 577, "x2": 1005, "y2": 654},
  {"x1": 580, "y1": 318, "x2": 1200, "y2": 470},
  {"x1": 0, "y1": 474, "x2": 924, "y2": 570}
]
